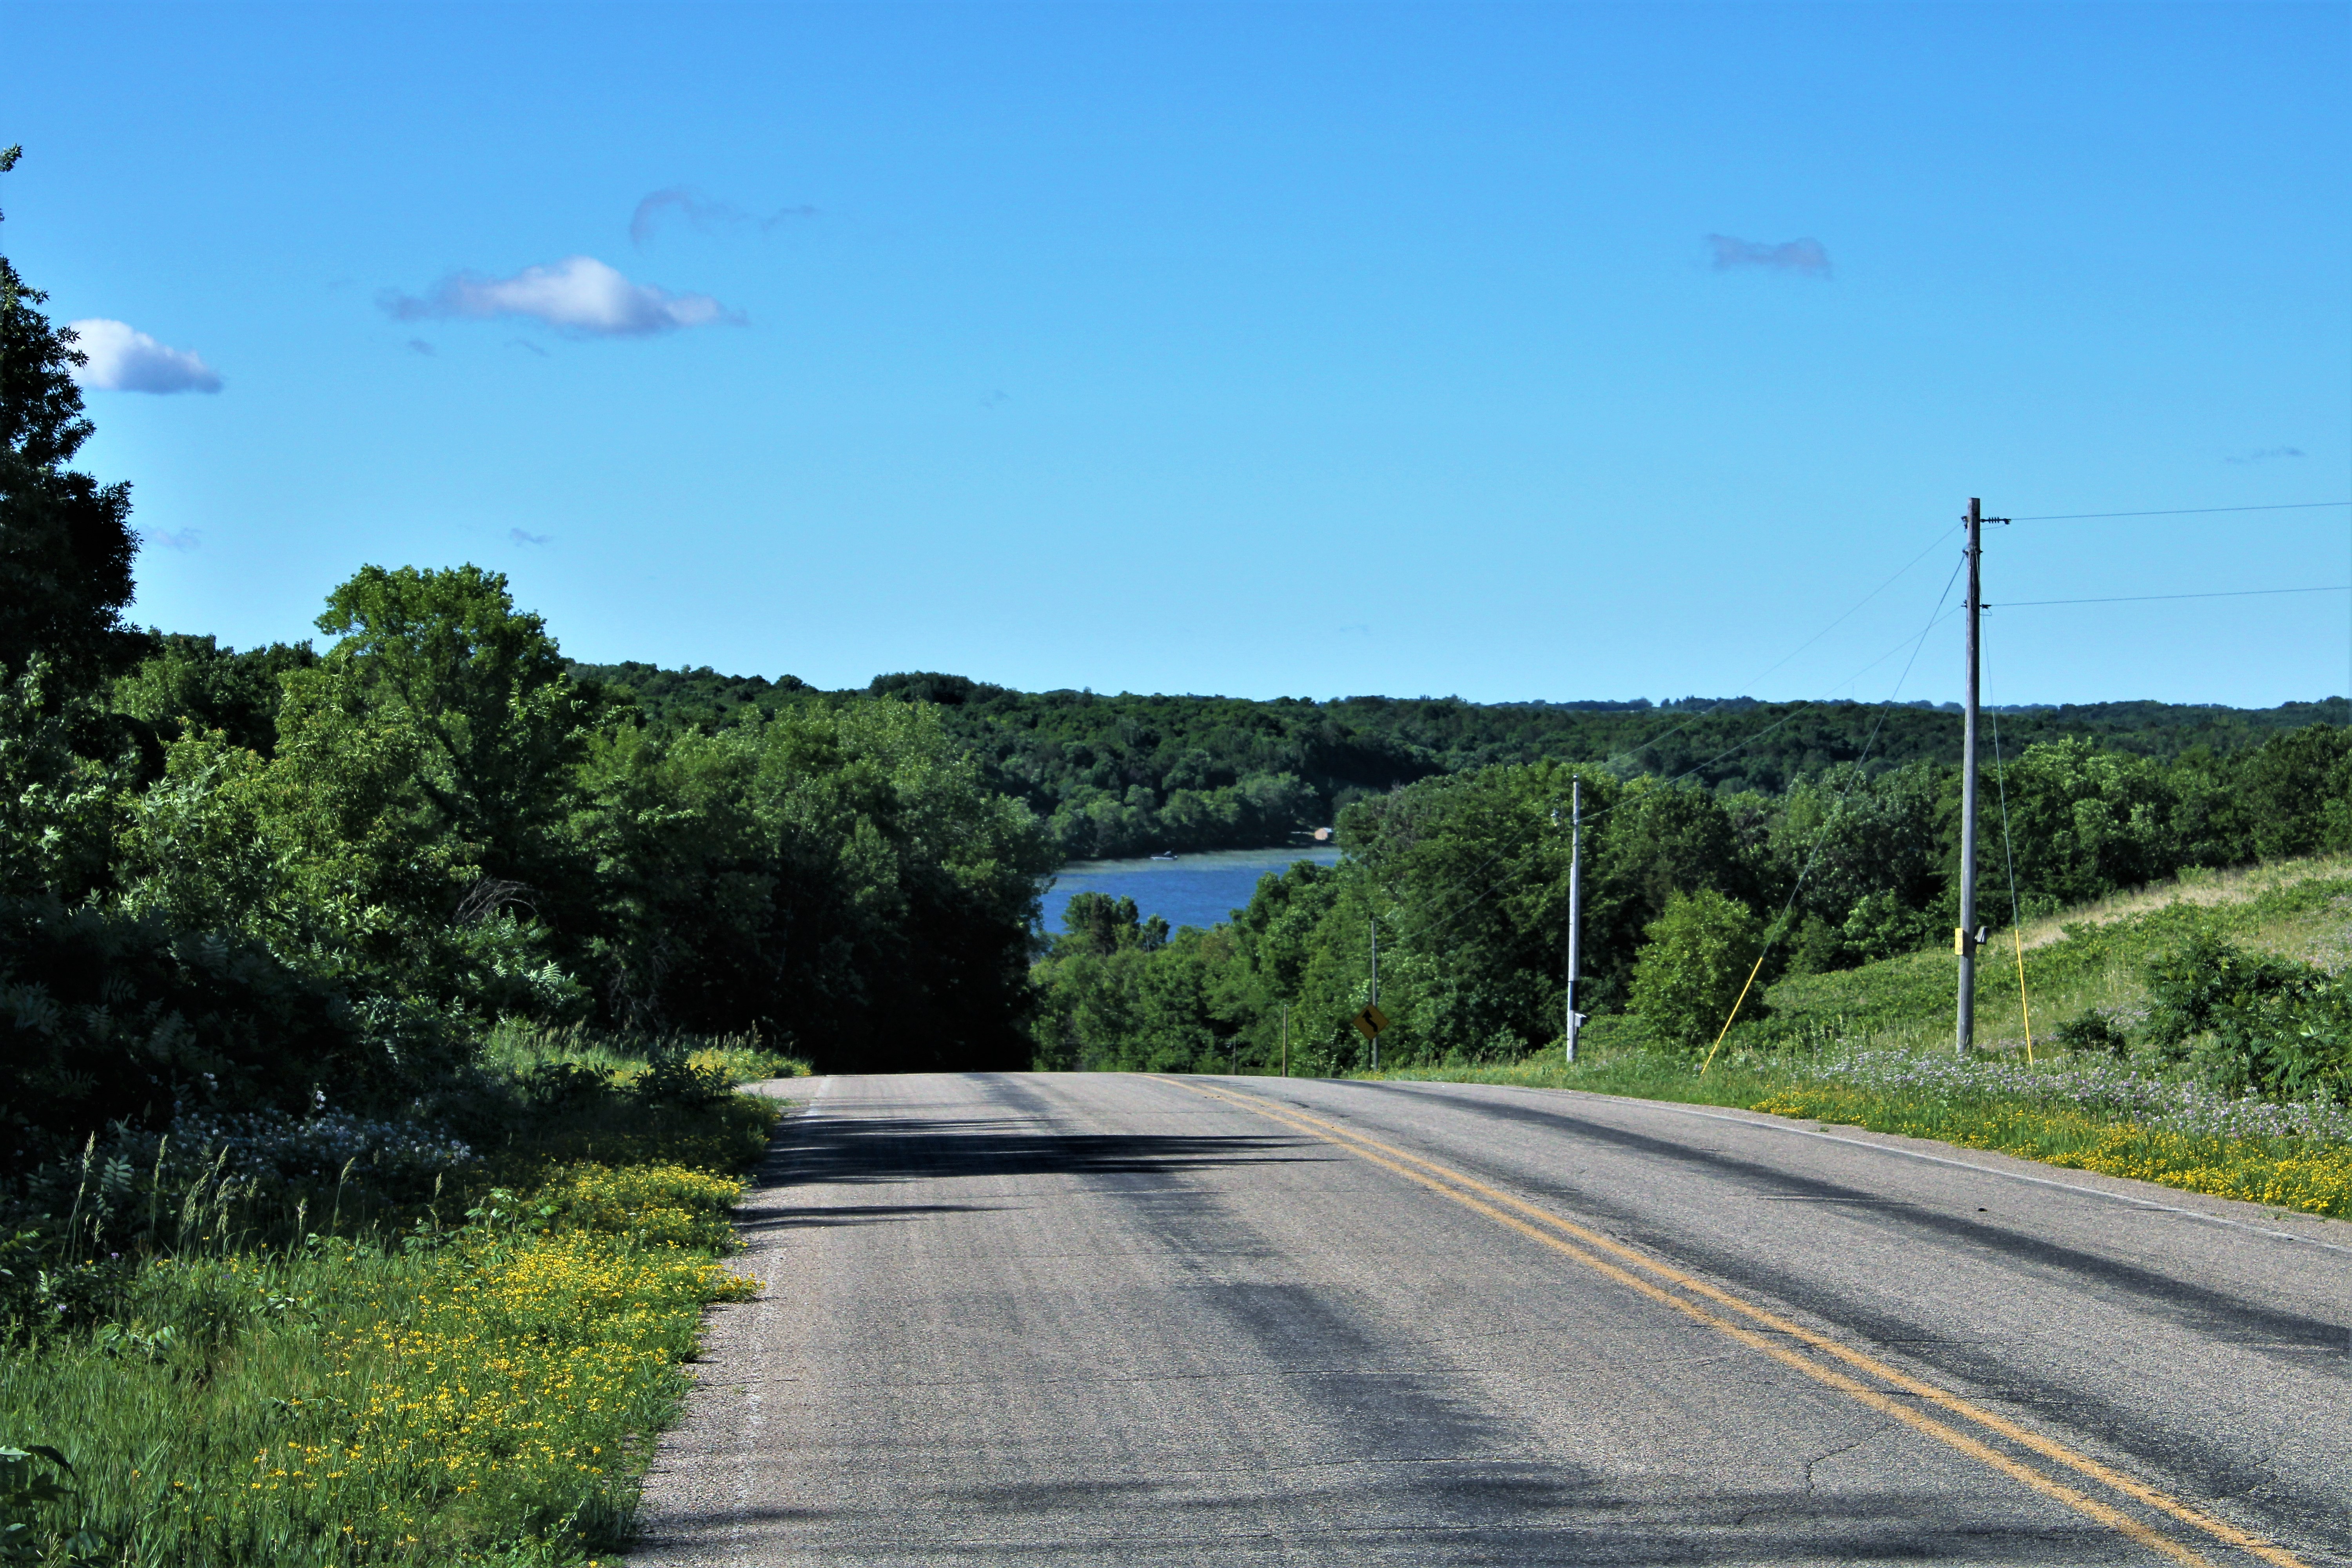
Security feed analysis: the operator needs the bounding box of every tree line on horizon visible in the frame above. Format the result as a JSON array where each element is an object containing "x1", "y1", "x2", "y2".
[{"x1": 577, "y1": 661, "x2": 2349, "y2": 862}]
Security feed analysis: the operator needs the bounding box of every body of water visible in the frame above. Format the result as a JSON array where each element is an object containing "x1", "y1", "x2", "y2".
[{"x1": 1041, "y1": 846, "x2": 1343, "y2": 937}]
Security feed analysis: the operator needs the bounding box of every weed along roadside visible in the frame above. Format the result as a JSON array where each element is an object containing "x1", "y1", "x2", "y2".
[
  {"x1": 1359, "y1": 857, "x2": 2352, "y2": 1221},
  {"x1": 0, "y1": 1040, "x2": 801, "y2": 1567}
]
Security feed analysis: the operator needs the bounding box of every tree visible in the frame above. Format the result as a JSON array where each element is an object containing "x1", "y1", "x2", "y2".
[
  {"x1": 1776, "y1": 761, "x2": 1947, "y2": 971},
  {"x1": 1585, "y1": 778, "x2": 1766, "y2": 1003},
  {"x1": 0, "y1": 659, "x2": 119, "y2": 904},
  {"x1": 2230, "y1": 725, "x2": 2352, "y2": 862},
  {"x1": 0, "y1": 148, "x2": 141, "y2": 695},
  {"x1": 113, "y1": 633, "x2": 319, "y2": 756},
  {"x1": 1628, "y1": 889, "x2": 1766, "y2": 1053},
  {"x1": 116, "y1": 568, "x2": 599, "y2": 1031},
  {"x1": 1054, "y1": 892, "x2": 1168, "y2": 957},
  {"x1": 1993, "y1": 739, "x2": 2178, "y2": 908},
  {"x1": 281, "y1": 564, "x2": 598, "y2": 906},
  {"x1": 573, "y1": 700, "x2": 1053, "y2": 1069}
]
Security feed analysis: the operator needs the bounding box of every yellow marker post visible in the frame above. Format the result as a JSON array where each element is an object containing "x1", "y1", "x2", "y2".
[
  {"x1": 2013, "y1": 927, "x2": 2035, "y2": 1064},
  {"x1": 1697, "y1": 949, "x2": 1771, "y2": 1077}
]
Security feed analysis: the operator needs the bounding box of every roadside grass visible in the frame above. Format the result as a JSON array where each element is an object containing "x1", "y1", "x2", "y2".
[
  {"x1": 1360, "y1": 856, "x2": 2352, "y2": 1220},
  {"x1": 481, "y1": 1020, "x2": 811, "y2": 1089},
  {"x1": 0, "y1": 1049, "x2": 789, "y2": 1566}
]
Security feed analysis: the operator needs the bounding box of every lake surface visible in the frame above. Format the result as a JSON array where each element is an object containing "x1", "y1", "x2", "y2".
[{"x1": 1042, "y1": 846, "x2": 1343, "y2": 936}]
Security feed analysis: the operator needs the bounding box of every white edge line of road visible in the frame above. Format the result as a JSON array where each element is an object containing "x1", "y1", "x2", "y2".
[
  {"x1": 719, "y1": 1073, "x2": 831, "y2": 1548},
  {"x1": 1374, "y1": 1078, "x2": 2352, "y2": 1260}
]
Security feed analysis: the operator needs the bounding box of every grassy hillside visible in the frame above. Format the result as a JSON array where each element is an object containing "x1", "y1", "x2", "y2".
[
  {"x1": 1365, "y1": 856, "x2": 2352, "y2": 1218},
  {"x1": 1760, "y1": 853, "x2": 2352, "y2": 1054}
]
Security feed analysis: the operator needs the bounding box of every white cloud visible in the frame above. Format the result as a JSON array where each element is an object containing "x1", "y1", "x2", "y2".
[
  {"x1": 142, "y1": 528, "x2": 201, "y2": 551},
  {"x1": 382, "y1": 255, "x2": 738, "y2": 336},
  {"x1": 68, "y1": 319, "x2": 223, "y2": 393}
]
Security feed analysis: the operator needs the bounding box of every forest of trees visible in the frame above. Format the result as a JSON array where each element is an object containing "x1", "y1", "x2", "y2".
[
  {"x1": 1027, "y1": 728, "x2": 2352, "y2": 1076},
  {"x1": 580, "y1": 662, "x2": 2348, "y2": 861}
]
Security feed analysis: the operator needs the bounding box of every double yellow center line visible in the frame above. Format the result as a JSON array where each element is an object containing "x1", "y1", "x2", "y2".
[{"x1": 1160, "y1": 1078, "x2": 2307, "y2": 1568}]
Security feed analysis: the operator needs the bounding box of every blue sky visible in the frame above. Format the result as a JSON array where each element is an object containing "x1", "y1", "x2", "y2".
[{"x1": 8, "y1": 2, "x2": 2347, "y2": 706}]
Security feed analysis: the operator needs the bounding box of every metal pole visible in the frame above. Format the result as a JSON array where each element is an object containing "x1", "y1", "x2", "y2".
[
  {"x1": 1281, "y1": 1003, "x2": 1289, "y2": 1078},
  {"x1": 1566, "y1": 778, "x2": 1582, "y2": 1064},
  {"x1": 1369, "y1": 917, "x2": 1379, "y2": 1072},
  {"x1": 1957, "y1": 498, "x2": 1982, "y2": 1055}
]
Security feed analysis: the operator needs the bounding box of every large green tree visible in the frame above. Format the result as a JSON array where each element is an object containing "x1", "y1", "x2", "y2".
[
  {"x1": 0, "y1": 148, "x2": 140, "y2": 695},
  {"x1": 575, "y1": 699, "x2": 1054, "y2": 1069},
  {"x1": 292, "y1": 564, "x2": 597, "y2": 887}
]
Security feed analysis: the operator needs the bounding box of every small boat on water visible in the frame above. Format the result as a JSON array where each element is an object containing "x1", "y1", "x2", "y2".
[{"x1": 1148, "y1": 851, "x2": 1178, "y2": 861}]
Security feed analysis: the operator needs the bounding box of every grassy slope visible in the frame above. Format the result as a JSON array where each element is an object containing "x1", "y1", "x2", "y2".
[
  {"x1": 0, "y1": 1050, "x2": 795, "y2": 1567},
  {"x1": 1362, "y1": 856, "x2": 2352, "y2": 1218}
]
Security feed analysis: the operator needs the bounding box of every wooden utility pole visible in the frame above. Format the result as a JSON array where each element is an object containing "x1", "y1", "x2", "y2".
[
  {"x1": 1368, "y1": 918, "x2": 1380, "y2": 1073},
  {"x1": 1565, "y1": 778, "x2": 1583, "y2": 1064},
  {"x1": 1957, "y1": 498, "x2": 1984, "y2": 1054}
]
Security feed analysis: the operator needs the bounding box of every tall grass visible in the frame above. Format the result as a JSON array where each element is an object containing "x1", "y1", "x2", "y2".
[
  {"x1": 480, "y1": 1021, "x2": 811, "y2": 1087},
  {"x1": 1, "y1": 1044, "x2": 790, "y2": 1566}
]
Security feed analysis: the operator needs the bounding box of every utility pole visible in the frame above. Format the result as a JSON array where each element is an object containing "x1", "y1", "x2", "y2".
[
  {"x1": 1955, "y1": 497, "x2": 2013, "y2": 1053},
  {"x1": 1281, "y1": 1003, "x2": 1289, "y2": 1078},
  {"x1": 1368, "y1": 918, "x2": 1380, "y2": 1073},
  {"x1": 1957, "y1": 498, "x2": 1984, "y2": 1054},
  {"x1": 1565, "y1": 778, "x2": 1583, "y2": 1064}
]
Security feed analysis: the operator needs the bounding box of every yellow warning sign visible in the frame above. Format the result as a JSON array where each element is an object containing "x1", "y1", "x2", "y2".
[{"x1": 1352, "y1": 1004, "x2": 1391, "y2": 1040}]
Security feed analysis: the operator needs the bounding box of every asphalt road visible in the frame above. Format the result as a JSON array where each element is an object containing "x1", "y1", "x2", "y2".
[{"x1": 630, "y1": 1073, "x2": 2352, "y2": 1566}]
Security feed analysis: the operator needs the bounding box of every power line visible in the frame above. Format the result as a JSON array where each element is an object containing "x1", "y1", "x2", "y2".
[
  {"x1": 2010, "y1": 501, "x2": 2351, "y2": 522},
  {"x1": 1699, "y1": 561, "x2": 1962, "y2": 1074},
  {"x1": 1593, "y1": 521, "x2": 1960, "y2": 773},
  {"x1": 1379, "y1": 557, "x2": 1969, "y2": 976},
  {"x1": 1998, "y1": 584, "x2": 2351, "y2": 608}
]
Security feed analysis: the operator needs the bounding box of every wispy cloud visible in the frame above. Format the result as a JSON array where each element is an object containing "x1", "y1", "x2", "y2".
[
  {"x1": 630, "y1": 187, "x2": 817, "y2": 247},
  {"x1": 381, "y1": 256, "x2": 739, "y2": 336},
  {"x1": 68, "y1": 319, "x2": 223, "y2": 393},
  {"x1": 509, "y1": 528, "x2": 552, "y2": 546},
  {"x1": 142, "y1": 528, "x2": 201, "y2": 551},
  {"x1": 406, "y1": 338, "x2": 435, "y2": 356},
  {"x1": 2225, "y1": 446, "x2": 2305, "y2": 465},
  {"x1": 1705, "y1": 234, "x2": 1832, "y2": 278},
  {"x1": 632, "y1": 189, "x2": 733, "y2": 247},
  {"x1": 506, "y1": 339, "x2": 549, "y2": 357}
]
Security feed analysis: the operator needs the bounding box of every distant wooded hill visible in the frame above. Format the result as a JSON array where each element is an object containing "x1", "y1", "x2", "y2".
[{"x1": 569, "y1": 662, "x2": 2349, "y2": 860}]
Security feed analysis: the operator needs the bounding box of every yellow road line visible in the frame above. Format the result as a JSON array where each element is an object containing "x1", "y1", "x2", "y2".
[{"x1": 1161, "y1": 1077, "x2": 2308, "y2": 1568}]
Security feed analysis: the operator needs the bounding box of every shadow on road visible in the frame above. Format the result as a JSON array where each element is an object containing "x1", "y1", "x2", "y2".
[
  {"x1": 734, "y1": 1202, "x2": 995, "y2": 1234},
  {"x1": 754, "y1": 1114, "x2": 1312, "y2": 1192}
]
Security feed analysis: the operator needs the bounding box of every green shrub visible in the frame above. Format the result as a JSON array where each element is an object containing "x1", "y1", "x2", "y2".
[
  {"x1": 2049, "y1": 1008, "x2": 2131, "y2": 1057},
  {"x1": 2143, "y1": 933, "x2": 2351, "y2": 1102},
  {"x1": 0, "y1": 898, "x2": 370, "y2": 1173},
  {"x1": 1628, "y1": 889, "x2": 1768, "y2": 1053}
]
